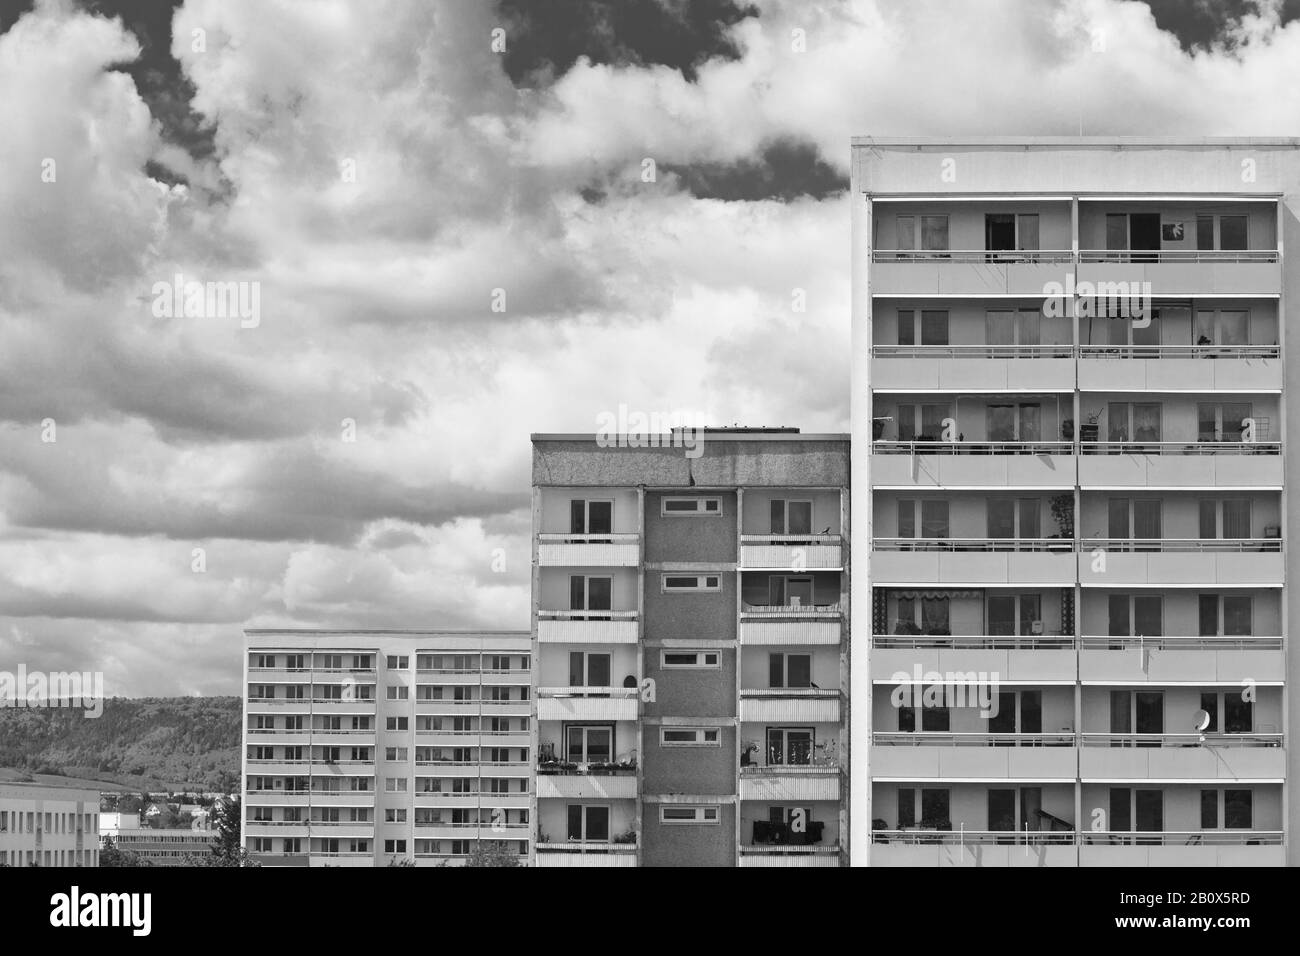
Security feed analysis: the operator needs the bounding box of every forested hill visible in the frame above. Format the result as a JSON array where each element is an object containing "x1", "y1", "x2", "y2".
[{"x1": 0, "y1": 697, "x2": 240, "y2": 792}]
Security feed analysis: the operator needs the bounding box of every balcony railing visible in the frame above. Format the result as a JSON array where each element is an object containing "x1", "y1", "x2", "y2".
[
  {"x1": 538, "y1": 532, "x2": 638, "y2": 545},
  {"x1": 1078, "y1": 344, "x2": 1279, "y2": 359},
  {"x1": 741, "y1": 602, "x2": 841, "y2": 617},
  {"x1": 1079, "y1": 441, "x2": 1280, "y2": 455},
  {"x1": 1079, "y1": 733, "x2": 1282, "y2": 748},
  {"x1": 1080, "y1": 830, "x2": 1282, "y2": 846},
  {"x1": 1078, "y1": 635, "x2": 1282, "y2": 650},
  {"x1": 873, "y1": 732, "x2": 1076, "y2": 747},
  {"x1": 874, "y1": 537, "x2": 1073, "y2": 553},
  {"x1": 871, "y1": 345, "x2": 1279, "y2": 359},
  {"x1": 537, "y1": 609, "x2": 638, "y2": 622},
  {"x1": 871, "y1": 345, "x2": 1075, "y2": 359},
  {"x1": 535, "y1": 841, "x2": 637, "y2": 854},
  {"x1": 874, "y1": 829, "x2": 1076, "y2": 845},
  {"x1": 1079, "y1": 249, "x2": 1279, "y2": 263},
  {"x1": 873, "y1": 250, "x2": 1074, "y2": 263},
  {"x1": 873, "y1": 441, "x2": 1074, "y2": 456},
  {"x1": 874, "y1": 634, "x2": 1073, "y2": 649},
  {"x1": 1080, "y1": 537, "x2": 1280, "y2": 553}
]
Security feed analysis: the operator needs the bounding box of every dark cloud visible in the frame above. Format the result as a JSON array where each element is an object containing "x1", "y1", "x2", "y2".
[
  {"x1": 498, "y1": 0, "x2": 758, "y2": 85},
  {"x1": 1137, "y1": 0, "x2": 1300, "y2": 52},
  {"x1": 663, "y1": 138, "x2": 847, "y2": 202}
]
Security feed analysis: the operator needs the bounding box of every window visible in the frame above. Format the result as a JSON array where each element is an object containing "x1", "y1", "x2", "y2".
[
  {"x1": 1224, "y1": 790, "x2": 1252, "y2": 829},
  {"x1": 566, "y1": 725, "x2": 613, "y2": 764},
  {"x1": 660, "y1": 727, "x2": 720, "y2": 747},
  {"x1": 385, "y1": 809, "x2": 407, "y2": 823},
  {"x1": 661, "y1": 496, "x2": 722, "y2": 516},
  {"x1": 570, "y1": 499, "x2": 613, "y2": 534},
  {"x1": 567, "y1": 805, "x2": 611, "y2": 841},
  {"x1": 660, "y1": 806, "x2": 720, "y2": 825},
  {"x1": 661, "y1": 574, "x2": 721, "y2": 593},
  {"x1": 660, "y1": 650, "x2": 720, "y2": 669},
  {"x1": 921, "y1": 215, "x2": 948, "y2": 253},
  {"x1": 987, "y1": 498, "x2": 1040, "y2": 539},
  {"x1": 768, "y1": 652, "x2": 812, "y2": 689},
  {"x1": 767, "y1": 575, "x2": 814, "y2": 607},
  {"x1": 1199, "y1": 499, "x2": 1251, "y2": 539},
  {"x1": 920, "y1": 694, "x2": 949, "y2": 732},
  {"x1": 386, "y1": 655, "x2": 408, "y2": 669},
  {"x1": 985, "y1": 309, "x2": 1041, "y2": 347},
  {"x1": 984, "y1": 213, "x2": 1039, "y2": 255},
  {"x1": 568, "y1": 651, "x2": 611, "y2": 687},
  {"x1": 1197, "y1": 402, "x2": 1251, "y2": 442},
  {"x1": 987, "y1": 403, "x2": 1041, "y2": 442},
  {"x1": 1219, "y1": 215, "x2": 1248, "y2": 251},
  {"x1": 1224, "y1": 694, "x2": 1253, "y2": 734},
  {"x1": 384, "y1": 840, "x2": 407, "y2": 854},
  {"x1": 1199, "y1": 594, "x2": 1253, "y2": 637},
  {"x1": 1195, "y1": 309, "x2": 1250, "y2": 347},
  {"x1": 384, "y1": 747, "x2": 408, "y2": 761},
  {"x1": 897, "y1": 309, "x2": 950, "y2": 347},
  {"x1": 569, "y1": 575, "x2": 613, "y2": 611},
  {"x1": 386, "y1": 716, "x2": 408, "y2": 731},
  {"x1": 770, "y1": 498, "x2": 814, "y2": 535},
  {"x1": 766, "y1": 727, "x2": 813, "y2": 765},
  {"x1": 1107, "y1": 402, "x2": 1161, "y2": 444},
  {"x1": 386, "y1": 685, "x2": 409, "y2": 700},
  {"x1": 1107, "y1": 594, "x2": 1163, "y2": 638}
]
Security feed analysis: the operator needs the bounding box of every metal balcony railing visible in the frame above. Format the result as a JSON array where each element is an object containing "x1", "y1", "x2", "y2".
[
  {"x1": 872, "y1": 249, "x2": 1074, "y2": 263},
  {"x1": 873, "y1": 537, "x2": 1073, "y2": 553},
  {"x1": 874, "y1": 829, "x2": 1076, "y2": 845},
  {"x1": 872, "y1": 732, "x2": 1077, "y2": 747},
  {"x1": 870, "y1": 344, "x2": 1279, "y2": 359},
  {"x1": 1080, "y1": 537, "x2": 1281, "y2": 553},
  {"x1": 1078, "y1": 635, "x2": 1282, "y2": 650},
  {"x1": 1079, "y1": 440, "x2": 1280, "y2": 455},
  {"x1": 872, "y1": 441, "x2": 1074, "y2": 455},
  {"x1": 1079, "y1": 249, "x2": 1278, "y2": 263},
  {"x1": 1079, "y1": 733, "x2": 1282, "y2": 748},
  {"x1": 1081, "y1": 830, "x2": 1282, "y2": 846},
  {"x1": 871, "y1": 345, "x2": 1075, "y2": 359},
  {"x1": 873, "y1": 634, "x2": 1074, "y2": 649}
]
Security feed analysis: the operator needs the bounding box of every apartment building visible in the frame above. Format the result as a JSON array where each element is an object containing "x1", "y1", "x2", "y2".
[
  {"x1": 851, "y1": 137, "x2": 1300, "y2": 866},
  {"x1": 99, "y1": 812, "x2": 218, "y2": 866},
  {"x1": 242, "y1": 629, "x2": 531, "y2": 866},
  {"x1": 0, "y1": 781, "x2": 100, "y2": 867},
  {"x1": 531, "y1": 428, "x2": 849, "y2": 866}
]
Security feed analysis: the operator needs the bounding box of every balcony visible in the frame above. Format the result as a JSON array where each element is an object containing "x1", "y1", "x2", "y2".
[
  {"x1": 1076, "y1": 539, "x2": 1283, "y2": 587},
  {"x1": 871, "y1": 830, "x2": 1077, "y2": 867},
  {"x1": 870, "y1": 733, "x2": 1078, "y2": 780},
  {"x1": 870, "y1": 249, "x2": 1074, "y2": 296},
  {"x1": 1078, "y1": 442, "x2": 1281, "y2": 488},
  {"x1": 1079, "y1": 636, "x2": 1283, "y2": 683},
  {"x1": 871, "y1": 345, "x2": 1075, "y2": 392},
  {"x1": 537, "y1": 686, "x2": 638, "y2": 722},
  {"x1": 302, "y1": 822, "x2": 372, "y2": 839},
  {"x1": 246, "y1": 698, "x2": 312, "y2": 715},
  {"x1": 1078, "y1": 830, "x2": 1283, "y2": 867},
  {"x1": 740, "y1": 534, "x2": 843, "y2": 570},
  {"x1": 244, "y1": 791, "x2": 311, "y2": 807},
  {"x1": 307, "y1": 791, "x2": 374, "y2": 807},
  {"x1": 739, "y1": 688, "x2": 840, "y2": 723},
  {"x1": 537, "y1": 610, "x2": 638, "y2": 644},
  {"x1": 415, "y1": 698, "x2": 531, "y2": 718},
  {"x1": 537, "y1": 533, "x2": 639, "y2": 567},
  {"x1": 739, "y1": 764, "x2": 840, "y2": 801},
  {"x1": 1077, "y1": 346, "x2": 1281, "y2": 392},
  {"x1": 871, "y1": 538, "x2": 1077, "y2": 586},
  {"x1": 1076, "y1": 249, "x2": 1281, "y2": 296},
  {"x1": 244, "y1": 821, "x2": 312, "y2": 839},
  {"x1": 739, "y1": 605, "x2": 842, "y2": 646},
  {"x1": 535, "y1": 842, "x2": 638, "y2": 867},
  {"x1": 1079, "y1": 735, "x2": 1284, "y2": 780},
  {"x1": 871, "y1": 635, "x2": 1075, "y2": 683},
  {"x1": 413, "y1": 793, "x2": 489, "y2": 808},
  {"x1": 870, "y1": 442, "x2": 1076, "y2": 489},
  {"x1": 307, "y1": 730, "x2": 377, "y2": 746},
  {"x1": 738, "y1": 845, "x2": 841, "y2": 867},
  {"x1": 534, "y1": 771, "x2": 638, "y2": 800},
  {"x1": 309, "y1": 697, "x2": 377, "y2": 713}
]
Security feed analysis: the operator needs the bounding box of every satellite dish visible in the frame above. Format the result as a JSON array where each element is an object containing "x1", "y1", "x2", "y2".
[{"x1": 1193, "y1": 709, "x2": 1211, "y2": 732}]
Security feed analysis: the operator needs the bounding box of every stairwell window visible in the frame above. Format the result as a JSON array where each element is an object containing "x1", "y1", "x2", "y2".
[
  {"x1": 660, "y1": 650, "x2": 720, "y2": 669},
  {"x1": 662, "y1": 574, "x2": 721, "y2": 593},
  {"x1": 660, "y1": 806, "x2": 720, "y2": 825},
  {"x1": 660, "y1": 727, "x2": 721, "y2": 747},
  {"x1": 661, "y1": 496, "x2": 722, "y2": 516}
]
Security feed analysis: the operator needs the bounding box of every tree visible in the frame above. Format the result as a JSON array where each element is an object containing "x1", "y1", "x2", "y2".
[
  {"x1": 462, "y1": 842, "x2": 522, "y2": 868},
  {"x1": 99, "y1": 836, "x2": 149, "y2": 868},
  {"x1": 386, "y1": 855, "x2": 417, "y2": 867},
  {"x1": 190, "y1": 795, "x2": 260, "y2": 867}
]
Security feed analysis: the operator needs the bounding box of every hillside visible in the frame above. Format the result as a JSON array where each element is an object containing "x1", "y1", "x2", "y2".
[{"x1": 0, "y1": 697, "x2": 240, "y2": 793}]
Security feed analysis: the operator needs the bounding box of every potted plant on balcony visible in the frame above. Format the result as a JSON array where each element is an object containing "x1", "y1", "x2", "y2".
[
  {"x1": 740, "y1": 740, "x2": 760, "y2": 767},
  {"x1": 1048, "y1": 493, "x2": 1074, "y2": 551},
  {"x1": 1061, "y1": 418, "x2": 1074, "y2": 441},
  {"x1": 612, "y1": 829, "x2": 636, "y2": 845}
]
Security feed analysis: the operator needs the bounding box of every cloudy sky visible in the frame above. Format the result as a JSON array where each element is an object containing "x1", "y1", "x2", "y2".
[{"x1": 1, "y1": 0, "x2": 1299, "y2": 696}]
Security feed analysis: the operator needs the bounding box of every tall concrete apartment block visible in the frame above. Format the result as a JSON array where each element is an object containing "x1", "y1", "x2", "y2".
[
  {"x1": 851, "y1": 137, "x2": 1300, "y2": 866},
  {"x1": 243, "y1": 628, "x2": 531, "y2": 866},
  {"x1": 531, "y1": 429, "x2": 850, "y2": 866}
]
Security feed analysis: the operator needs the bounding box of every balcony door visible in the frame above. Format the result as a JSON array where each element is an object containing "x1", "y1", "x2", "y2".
[
  {"x1": 566, "y1": 725, "x2": 613, "y2": 765},
  {"x1": 771, "y1": 499, "x2": 813, "y2": 535},
  {"x1": 768, "y1": 575, "x2": 814, "y2": 608},
  {"x1": 568, "y1": 652, "x2": 611, "y2": 689},
  {"x1": 1107, "y1": 498, "x2": 1161, "y2": 550},
  {"x1": 986, "y1": 594, "x2": 1041, "y2": 637},
  {"x1": 767, "y1": 727, "x2": 814, "y2": 766},
  {"x1": 987, "y1": 403, "x2": 1041, "y2": 444},
  {"x1": 569, "y1": 575, "x2": 613, "y2": 613},
  {"x1": 570, "y1": 499, "x2": 613, "y2": 537},
  {"x1": 1198, "y1": 593, "x2": 1253, "y2": 637},
  {"x1": 1199, "y1": 499, "x2": 1251, "y2": 540},
  {"x1": 567, "y1": 804, "x2": 610, "y2": 842},
  {"x1": 1107, "y1": 213, "x2": 1160, "y2": 261}
]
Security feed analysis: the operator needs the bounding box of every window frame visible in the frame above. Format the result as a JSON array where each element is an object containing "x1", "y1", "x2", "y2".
[
  {"x1": 659, "y1": 805, "x2": 721, "y2": 825},
  {"x1": 659, "y1": 649, "x2": 721, "y2": 669},
  {"x1": 661, "y1": 573, "x2": 722, "y2": 593},
  {"x1": 661, "y1": 496, "x2": 723, "y2": 517},
  {"x1": 659, "y1": 727, "x2": 722, "y2": 747}
]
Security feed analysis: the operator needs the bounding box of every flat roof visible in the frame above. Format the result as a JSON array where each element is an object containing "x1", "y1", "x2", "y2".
[
  {"x1": 852, "y1": 136, "x2": 1300, "y2": 148},
  {"x1": 532, "y1": 433, "x2": 850, "y2": 442}
]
